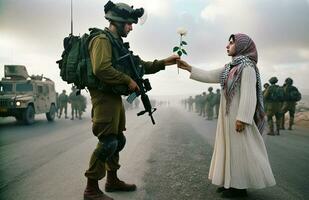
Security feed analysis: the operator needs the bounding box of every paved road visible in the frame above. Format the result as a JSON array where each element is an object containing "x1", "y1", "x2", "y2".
[{"x1": 0, "y1": 106, "x2": 308, "y2": 200}]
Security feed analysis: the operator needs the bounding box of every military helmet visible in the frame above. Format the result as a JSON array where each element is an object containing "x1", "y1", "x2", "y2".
[
  {"x1": 216, "y1": 89, "x2": 220, "y2": 92},
  {"x1": 62, "y1": 89, "x2": 66, "y2": 93},
  {"x1": 208, "y1": 87, "x2": 213, "y2": 92},
  {"x1": 104, "y1": 1, "x2": 144, "y2": 24},
  {"x1": 269, "y1": 77, "x2": 278, "y2": 84},
  {"x1": 285, "y1": 77, "x2": 293, "y2": 85}
]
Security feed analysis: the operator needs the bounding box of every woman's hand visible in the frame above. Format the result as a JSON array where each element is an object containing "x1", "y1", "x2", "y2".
[
  {"x1": 177, "y1": 59, "x2": 192, "y2": 72},
  {"x1": 235, "y1": 120, "x2": 246, "y2": 133}
]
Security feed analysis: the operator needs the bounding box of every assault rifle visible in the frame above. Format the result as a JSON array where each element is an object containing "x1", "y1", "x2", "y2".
[{"x1": 117, "y1": 53, "x2": 157, "y2": 125}]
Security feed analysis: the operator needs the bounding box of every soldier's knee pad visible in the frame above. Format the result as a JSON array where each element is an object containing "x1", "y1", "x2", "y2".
[
  {"x1": 95, "y1": 135, "x2": 118, "y2": 162},
  {"x1": 116, "y1": 133, "x2": 126, "y2": 152}
]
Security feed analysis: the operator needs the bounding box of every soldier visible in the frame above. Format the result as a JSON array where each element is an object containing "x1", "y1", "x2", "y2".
[
  {"x1": 262, "y1": 83, "x2": 270, "y2": 112},
  {"x1": 55, "y1": 92, "x2": 59, "y2": 117},
  {"x1": 264, "y1": 77, "x2": 281, "y2": 135},
  {"x1": 200, "y1": 92, "x2": 207, "y2": 117},
  {"x1": 214, "y1": 89, "x2": 221, "y2": 119},
  {"x1": 188, "y1": 96, "x2": 194, "y2": 112},
  {"x1": 83, "y1": 1, "x2": 179, "y2": 200},
  {"x1": 194, "y1": 94, "x2": 201, "y2": 114},
  {"x1": 280, "y1": 78, "x2": 302, "y2": 130},
  {"x1": 76, "y1": 94, "x2": 87, "y2": 119},
  {"x1": 58, "y1": 90, "x2": 68, "y2": 119},
  {"x1": 206, "y1": 87, "x2": 216, "y2": 120},
  {"x1": 69, "y1": 86, "x2": 79, "y2": 120}
]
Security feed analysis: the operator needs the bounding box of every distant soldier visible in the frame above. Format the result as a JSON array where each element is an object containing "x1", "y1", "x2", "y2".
[
  {"x1": 264, "y1": 77, "x2": 283, "y2": 135},
  {"x1": 188, "y1": 96, "x2": 194, "y2": 112},
  {"x1": 58, "y1": 90, "x2": 69, "y2": 119},
  {"x1": 76, "y1": 94, "x2": 87, "y2": 119},
  {"x1": 195, "y1": 95, "x2": 202, "y2": 115},
  {"x1": 214, "y1": 89, "x2": 221, "y2": 119},
  {"x1": 55, "y1": 92, "x2": 59, "y2": 116},
  {"x1": 206, "y1": 87, "x2": 216, "y2": 120},
  {"x1": 281, "y1": 78, "x2": 302, "y2": 130},
  {"x1": 262, "y1": 83, "x2": 270, "y2": 111},
  {"x1": 69, "y1": 87, "x2": 79, "y2": 120},
  {"x1": 200, "y1": 92, "x2": 207, "y2": 117}
]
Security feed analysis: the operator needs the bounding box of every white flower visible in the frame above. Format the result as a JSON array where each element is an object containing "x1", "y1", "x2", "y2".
[{"x1": 177, "y1": 27, "x2": 187, "y2": 36}]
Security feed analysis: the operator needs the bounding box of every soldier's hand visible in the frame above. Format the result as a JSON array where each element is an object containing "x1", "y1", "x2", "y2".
[
  {"x1": 164, "y1": 55, "x2": 180, "y2": 66},
  {"x1": 128, "y1": 79, "x2": 140, "y2": 92},
  {"x1": 177, "y1": 59, "x2": 192, "y2": 72},
  {"x1": 235, "y1": 120, "x2": 246, "y2": 133}
]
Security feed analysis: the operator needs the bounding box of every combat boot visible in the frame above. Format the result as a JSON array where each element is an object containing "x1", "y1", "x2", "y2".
[
  {"x1": 105, "y1": 170, "x2": 136, "y2": 192},
  {"x1": 84, "y1": 178, "x2": 113, "y2": 200}
]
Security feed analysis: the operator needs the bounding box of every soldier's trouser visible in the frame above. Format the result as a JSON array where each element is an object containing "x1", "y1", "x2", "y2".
[
  {"x1": 59, "y1": 104, "x2": 67, "y2": 116},
  {"x1": 215, "y1": 104, "x2": 219, "y2": 118},
  {"x1": 207, "y1": 107, "x2": 214, "y2": 119},
  {"x1": 71, "y1": 103, "x2": 78, "y2": 119},
  {"x1": 281, "y1": 102, "x2": 296, "y2": 128},
  {"x1": 267, "y1": 112, "x2": 281, "y2": 132},
  {"x1": 85, "y1": 131, "x2": 126, "y2": 180}
]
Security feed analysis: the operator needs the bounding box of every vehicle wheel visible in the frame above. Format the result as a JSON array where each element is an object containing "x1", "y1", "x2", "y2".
[
  {"x1": 23, "y1": 105, "x2": 35, "y2": 125},
  {"x1": 46, "y1": 104, "x2": 56, "y2": 121}
]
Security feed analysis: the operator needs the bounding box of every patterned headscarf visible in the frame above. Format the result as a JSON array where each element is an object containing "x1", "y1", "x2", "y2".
[{"x1": 220, "y1": 33, "x2": 266, "y2": 134}]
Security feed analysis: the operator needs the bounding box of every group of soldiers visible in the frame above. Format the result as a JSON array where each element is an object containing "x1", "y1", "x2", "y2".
[
  {"x1": 56, "y1": 87, "x2": 87, "y2": 120},
  {"x1": 183, "y1": 87, "x2": 221, "y2": 120},
  {"x1": 263, "y1": 77, "x2": 302, "y2": 136}
]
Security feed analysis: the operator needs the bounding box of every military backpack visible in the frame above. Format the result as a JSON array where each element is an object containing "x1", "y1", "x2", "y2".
[
  {"x1": 286, "y1": 86, "x2": 301, "y2": 101},
  {"x1": 265, "y1": 85, "x2": 285, "y2": 102},
  {"x1": 56, "y1": 28, "x2": 144, "y2": 95}
]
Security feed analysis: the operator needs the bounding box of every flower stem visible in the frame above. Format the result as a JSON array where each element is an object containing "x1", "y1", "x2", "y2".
[{"x1": 178, "y1": 35, "x2": 183, "y2": 74}]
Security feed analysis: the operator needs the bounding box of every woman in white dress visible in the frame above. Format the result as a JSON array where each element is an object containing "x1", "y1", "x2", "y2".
[{"x1": 177, "y1": 33, "x2": 276, "y2": 198}]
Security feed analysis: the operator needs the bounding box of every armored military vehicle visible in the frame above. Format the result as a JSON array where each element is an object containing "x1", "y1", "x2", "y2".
[{"x1": 0, "y1": 65, "x2": 57, "y2": 124}]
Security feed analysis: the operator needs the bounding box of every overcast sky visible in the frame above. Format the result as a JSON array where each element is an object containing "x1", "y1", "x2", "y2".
[{"x1": 1, "y1": 0, "x2": 309, "y2": 96}]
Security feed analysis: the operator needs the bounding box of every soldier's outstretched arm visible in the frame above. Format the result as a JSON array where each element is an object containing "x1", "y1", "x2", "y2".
[{"x1": 141, "y1": 55, "x2": 179, "y2": 74}]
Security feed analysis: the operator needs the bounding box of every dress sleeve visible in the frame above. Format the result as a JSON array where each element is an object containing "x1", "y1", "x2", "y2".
[
  {"x1": 189, "y1": 66, "x2": 224, "y2": 83},
  {"x1": 236, "y1": 66, "x2": 257, "y2": 124}
]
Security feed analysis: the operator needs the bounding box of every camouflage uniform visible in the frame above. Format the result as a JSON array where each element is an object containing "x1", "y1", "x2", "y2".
[
  {"x1": 280, "y1": 78, "x2": 301, "y2": 130},
  {"x1": 214, "y1": 89, "x2": 221, "y2": 119},
  {"x1": 264, "y1": 77, "x2": 281, "y2": 135},
  {"x1": 58, "y1": 90, "x2": 68, "y2": 119},
  {"x1": 188, "y1": 96, "x2": 194, "y2": 112},
  {"x1": 206, "y1": 87, "x2": 216, "y2": 120},
  {"x1": 262, "y1": 83, "x2": 270, "y2": 112},
  {"x1": 69, "y1": 87, "x2": 79, "y2": 120},
  {"x1": 84, "y1": 28, "x2": 166, "y2": 181},
  {"x1": 200, "y1": 92, "x2": 207, "y2": 117}
]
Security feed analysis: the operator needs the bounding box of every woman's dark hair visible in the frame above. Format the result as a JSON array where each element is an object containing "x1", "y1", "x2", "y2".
[{"x1": 229, "y1": 34, "x2": 235, "y2": 42}]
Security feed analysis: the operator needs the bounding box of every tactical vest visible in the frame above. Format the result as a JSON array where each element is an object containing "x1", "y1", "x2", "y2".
[{"x1": 88, "y1": 28, "x2": 144, "y2": 95}]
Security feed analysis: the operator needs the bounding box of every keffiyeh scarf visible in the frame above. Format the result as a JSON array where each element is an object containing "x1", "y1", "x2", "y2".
[{"x1": 220, "y1": 34, "x2": 266, "y2": 135}]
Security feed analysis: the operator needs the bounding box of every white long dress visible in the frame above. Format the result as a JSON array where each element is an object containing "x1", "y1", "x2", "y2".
[{"x1": 190, "y1": 66, "x2": 276, "y2": 189}]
